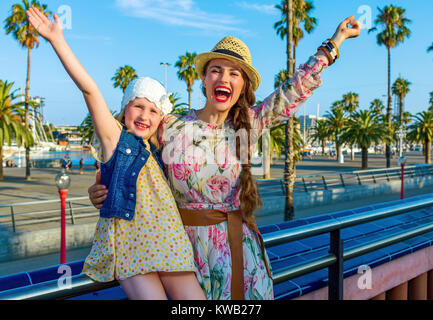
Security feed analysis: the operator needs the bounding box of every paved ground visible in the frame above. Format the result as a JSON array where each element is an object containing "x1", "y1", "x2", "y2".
[{"x1": 0, "y1": 151, "x2": 429, "y2": 277}]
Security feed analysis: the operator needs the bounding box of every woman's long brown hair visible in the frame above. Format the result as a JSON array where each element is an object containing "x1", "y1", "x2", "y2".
[{"x1": 202, "y1": 63, "x2": 262, "y2": 219}]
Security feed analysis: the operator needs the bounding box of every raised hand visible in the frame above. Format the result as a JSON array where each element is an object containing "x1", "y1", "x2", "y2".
[
  {"x1": 26, "y1": 7, "x2": 63, "y2": 43},
  {"x1": 331, "y1": 16, "x2": 362, "y2": 48}
]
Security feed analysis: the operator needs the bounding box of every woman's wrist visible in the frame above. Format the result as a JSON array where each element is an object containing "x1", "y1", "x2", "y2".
[
  {"x1": 330, "y1": 32, "x2": 346, "y2": 49},
  {"x1": 49, "y1": 34, "x2": 66, "y2": 48}
]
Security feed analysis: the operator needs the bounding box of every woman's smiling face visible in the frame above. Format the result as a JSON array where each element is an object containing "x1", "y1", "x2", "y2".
[{"x1": 202, "y1": 58, "x2": 245, "y2": 113}]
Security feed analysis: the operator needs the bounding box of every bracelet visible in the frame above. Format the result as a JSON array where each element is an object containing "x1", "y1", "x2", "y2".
[
  {"x1": 322, "y1": 42, "x2": 337, "y2": 61},
  {"x1": 327, "y1": 39, "x2": 340, "y2": 59},
  {"x1": 317, "y1": 45, "x2": 334, "y2": 66}
]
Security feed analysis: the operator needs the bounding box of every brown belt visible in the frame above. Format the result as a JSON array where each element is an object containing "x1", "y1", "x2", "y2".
[{"x1": 179, "y1": 208, "x2": 273, "y2": 300}]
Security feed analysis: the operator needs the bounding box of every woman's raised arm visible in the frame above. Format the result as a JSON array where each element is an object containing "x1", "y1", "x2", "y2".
[{"x1": 249, "y1": 16, "x2": 362, "y2": 133}]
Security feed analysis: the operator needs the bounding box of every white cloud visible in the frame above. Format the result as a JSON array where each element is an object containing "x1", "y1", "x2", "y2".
[
  {"x1": 115, "y1": 0, "x2": 246, "y2": 32},
  {"x1": 236, "y1": 2, "x2": 278, "y2": 15}
]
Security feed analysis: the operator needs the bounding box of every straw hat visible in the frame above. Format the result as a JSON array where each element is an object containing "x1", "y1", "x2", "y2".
[{"x1": 195, "y1": 36, "x2": 261, "y2": 91}]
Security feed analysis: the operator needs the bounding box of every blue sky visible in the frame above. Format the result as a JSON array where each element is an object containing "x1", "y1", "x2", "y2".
[{"x1": 1, "y1": 0, "x2": 432, "y2": 126}]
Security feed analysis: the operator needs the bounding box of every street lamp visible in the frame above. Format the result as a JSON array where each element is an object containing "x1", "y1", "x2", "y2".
[
  {"x1": 55, "y1": 170, "x2": 71, "y2": 264},
  {"x1": 396, "y1": 126, "x2": 407, "y2": 158},
  {"x1": 160, "y1": 62, "x2": 171, "y2": 91},
  {"x1": 396, "y1": 126, "x2": 407, "y2": 200}
]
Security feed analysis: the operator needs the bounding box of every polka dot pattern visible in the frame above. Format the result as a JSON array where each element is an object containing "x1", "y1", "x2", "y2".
[{"x1": 83, "y1": 138, "x2": 196, "y2": 282}]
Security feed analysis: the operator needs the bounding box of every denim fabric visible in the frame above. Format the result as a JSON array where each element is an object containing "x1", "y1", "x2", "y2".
[{"x1": 100, "y1": 128, "x2": 164, "y2": 221}]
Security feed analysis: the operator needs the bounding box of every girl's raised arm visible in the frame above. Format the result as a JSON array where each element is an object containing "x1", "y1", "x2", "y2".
[{"x1": 27, "y1": 7, "x2": 120, "y2": 160}]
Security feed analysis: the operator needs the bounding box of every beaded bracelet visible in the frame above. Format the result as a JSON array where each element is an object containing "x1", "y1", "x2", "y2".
[
  {"x1": 322, "y1": 41, "x2": 338, "y2": 61},
  {"x1": 327, "y1": 39, "x2": 340, "y2": 59},
  {"x1": 317, "y1": 45, "x2": 334, "y2": 65}
]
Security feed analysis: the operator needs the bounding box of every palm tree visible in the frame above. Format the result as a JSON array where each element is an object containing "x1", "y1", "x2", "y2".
[
  {"x1": 169, "y1": 92, "x2": 188, "y2": 114},
  {"x1": 274, "y1": 69, "x2": 290, "y2": 88},
  {"x1": 111, "y1": 65, "x2": 138, "y2": 93},
  {"x1": 343, "y1": 110, "x2": 391, "y2": 169},
  {"x1": 341, "y1": 92, "x2": 359, "y2": 160},
  {"x1": 310, "y1": 119, "x2": 329, "y2": 155},
  {"x1": 370, "y1": 98, "x2": 385, "y2": 115},
  {"x1": 407, "y1": 111, "x2": 433, "y2": 164},
  {"x1": 0, "y1": 80, "x2": 34, "y2": 180},
  {"x1": 392, "y1": 77, "x2": 411, "y2": 125},
  {"x1": 78, "y1": 114, "x2": 94, "y2": 146},
  {"x1": 274, "y1": 0, "x2": 317, "y2": 73},
  {"x1": 368, "y1": 5, "x2": 411, "y2": 168},
  {"x1": 175, "y1": 52, "x2": 199, "y2": 109},
  {"x1": 79, "y1": 110, "x2": 118, "y2": 145},
  {"x1": 342, "y1": 92, "x2": 359, "y2": 115},
  {"x1": 258, "y1": 123, "x2": 286, "y2": 165},
  {"x1": 4, "y1": 0, "x2": 51, "y2": 180},
  {"x1": 325, "y1": 105, "x2": 346, "y2": 162}
]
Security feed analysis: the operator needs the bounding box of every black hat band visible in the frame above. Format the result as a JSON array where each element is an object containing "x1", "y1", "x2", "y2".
[{"x1": 212, "y1": 49, "x2": 245, "y2": 61}]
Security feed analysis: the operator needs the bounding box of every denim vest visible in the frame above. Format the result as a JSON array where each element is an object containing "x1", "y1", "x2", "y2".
[{"x1": 99, "y1": 128, "x2": 164, "y2": 221}]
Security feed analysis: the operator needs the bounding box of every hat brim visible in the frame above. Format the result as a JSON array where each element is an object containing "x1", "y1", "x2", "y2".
[{"x1": 195, "y1": 52, "x2": 260, "y2": 91}]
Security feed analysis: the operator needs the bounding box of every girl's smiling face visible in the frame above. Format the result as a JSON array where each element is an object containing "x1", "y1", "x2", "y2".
[
  {"x1": 124, "y1": 97, "x2": 162, "y2": 140},
  {"x1": 202, "y1": 58, "x2": 245, "y2": 113}
]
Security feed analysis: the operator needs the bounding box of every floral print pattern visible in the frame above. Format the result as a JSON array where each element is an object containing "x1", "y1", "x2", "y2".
[{"x1": 158, "y1": 55, "x2": 326, "y2": 299}]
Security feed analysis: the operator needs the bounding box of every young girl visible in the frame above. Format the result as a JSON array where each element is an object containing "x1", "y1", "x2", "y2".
[{"x1": 26, "y1": 8, "x2": 205, "y2": 300}]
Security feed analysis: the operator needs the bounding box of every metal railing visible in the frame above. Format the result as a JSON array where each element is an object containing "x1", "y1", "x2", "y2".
[
  {"x1": 1, "y1": 194, "x2": 433, "y2": 300},
  {"x1": 0, "y1": 197, "x2": 98, "y2": 232},
  {"x1": 256, "y1": 164, "x2": 433, "y2": 194},
  {"x1": 2, "y1": 164, "x2": 431, "y2": 232}
]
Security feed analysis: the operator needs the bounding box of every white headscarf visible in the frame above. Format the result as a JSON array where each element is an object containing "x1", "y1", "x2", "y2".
[{"x1": 121, "y1": 77, "x2": 172, "y2": 116}]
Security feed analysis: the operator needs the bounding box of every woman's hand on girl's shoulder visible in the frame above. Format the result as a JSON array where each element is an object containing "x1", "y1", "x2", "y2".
[
  {"x1": 331, "y1": 16, "x2": 362, "y2": 48},
  {"x1": 26, "y1": 7, "x2": 64, "y2": 44}
]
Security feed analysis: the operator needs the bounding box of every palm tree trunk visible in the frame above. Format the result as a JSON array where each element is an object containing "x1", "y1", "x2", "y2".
[
  {"x1": 188, "y1": 88, "x2": 192, "y2": 110},
  {"x1": 270, "y1": 144, "x2": 274, "y2": 165},
  {"x1": 293, "y1": 44, "x2": 296, "y2": 74},
  {"x1": 426, "y1": 138, "x2": 431, "y2": 164},
  {"x1": 386, "y1": 46, "x2": 392, "y2": 168},
  {"x1": 284, "y1": 0, "x2": 294, "y2": 221},
  {"x1": 321, "y1": 140, "x2": 325, "y2": 156},
  {"x1": 336, "y1": 139, "x2": 340, "y2": 161},
  {"x1": 362, "y1": 147, "x2": 368, "y2": 169},
  {"x1": 399, "y1": 96, "x2": 404, "y2": 125},
  {"x1": 0, "y1": 147, "x2": 3, "y2": 181},
  {"x1": 25, "y1": 48, "x2": 32, "y2": 180}
]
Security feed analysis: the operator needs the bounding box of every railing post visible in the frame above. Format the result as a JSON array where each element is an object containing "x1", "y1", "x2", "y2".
[
  {"x1": 329, "y1": 229, "x2": 343, "y2": 300},
  {"x1": 68, "y1": 201, "x2": 75, "y2": 225},
  {"x1": 322, "y1": 176, "x2": 328, "y2": 190},
  {"x1": 302, "y1": 177, "x2": 308, "y2": 193},
  {"x1": 10, "y1": 206, "x2": 16, "y2": 233},
  {"x1": 385, "y1": 170, "x2": 390, "y2": 182},
  {"x1": 356, "y1": 173, "x2": 362, "y2": 185},
  {"x1": 339, "y1": 174, "x2": 345, "y2": 188}
]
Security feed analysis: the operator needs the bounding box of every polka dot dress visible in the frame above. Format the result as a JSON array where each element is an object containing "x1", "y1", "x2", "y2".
[{"x1": 83, "y1": 134, "x2": 196, "y2": 282}]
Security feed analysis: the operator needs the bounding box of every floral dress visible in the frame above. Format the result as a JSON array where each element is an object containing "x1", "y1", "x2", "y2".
[
  {"x1": 83, "y1": 130, "x2": 196, "y2": 282},
  {"x1": 158, "y1": 55, "x2": 326, "y2": 299}
]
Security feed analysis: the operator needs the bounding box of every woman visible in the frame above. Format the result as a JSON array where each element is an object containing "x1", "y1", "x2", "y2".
[{"x1": 89, "y1": 16, "x2": 361, "y2": 299}]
